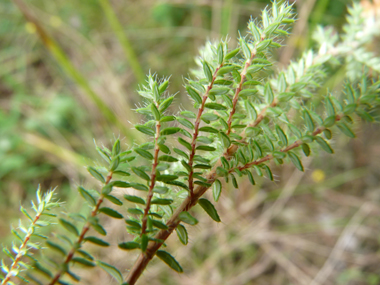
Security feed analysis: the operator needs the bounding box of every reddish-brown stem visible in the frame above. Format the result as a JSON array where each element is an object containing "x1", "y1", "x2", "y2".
[
  {"x1": 232, "y1": 114, "x2": 343, "y2": 173},
  {"x1": 48, "y1": 173, "x2": 113, "y2": 285},
  {"x1": 187, "y1": 64, "x2": 223, "y2": 196},
  {"x1": 226, "y1": 46, "x2": 259, "y2": 135},
  {"x1": 124, "y1": 114, "x2": 344, "y2": 284},
  {"x1": 1, "y1": 213, "x2": 43, "y2": 285},
  {"x1": 141, "y1": 109, "x2": 161, "y2": 236}
]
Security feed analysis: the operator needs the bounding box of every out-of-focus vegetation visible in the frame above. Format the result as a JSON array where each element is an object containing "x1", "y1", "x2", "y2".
[{"x1": 1, "y1": 0, "x2": 380, "y2": 284}]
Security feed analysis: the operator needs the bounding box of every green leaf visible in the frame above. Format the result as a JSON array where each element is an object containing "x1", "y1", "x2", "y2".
[
  {"x1": 125, "y1": 219, "x2": 142, "y2": 229},
  {"x1": 247, "y1": 170, "x2": 255, "y2": 185},
  {"x1": 239, "y1": 37, "x2": 251, "y2": 59},
  {"x1": 141, "y1": 234, "x2": 148, "y2": 252},
  {"x1": 98, "y1": 207, "x2": 123, "y2": 219},
  {"x1": 315, "y1": 136, "x2": 334, "y2": 154},
  {"x1": 213, "y1": 179, "x2": 222, "y2": 202},
  {"x1": 112, "y1": 181, "x2": 131, "y2": 188},
  {"x1": 152, "y1": 220, "x2": 168, "y2": 230},
  {"x1": 89, "y1": 221, "x2": 107, "y2": 236},
  {"x1": 186, "y1": 86, "x2": 202, "y2": 104},
  {"x1": 209, "y1": 87, "x2": 230, "y2": 96},
  {"x1": 67, "y1": 270, "x2": 81, "y2": 281},
  {"x1": 130, "y1": 183, "x2": 149, "y2": 191},
  {"x1": 303, "y1": 110, "x2": 315, "y2": 132},
  {"x1": 216, "y1": 166, "x2": 229, "y2": 177},
  {"x1": 77, "y1": 249, "x2": 94, "y2": 261},
  {"x1": 199, "y1": 126, "x2": 219, "y2": 133},
  {"x1": 177, "y1": 117, "x2": 194, "y2": 129},
  {"x1": 179, "y1": 211, "x2": 198, "y2": 225},
  {"x1": 132, "y1": 167, "x2": 151, "y2": 181},
  {"x1": 205, "y1": 102, "x2": 227, "y2": 110},
  {"x1": 135, "y1": 125, "x2": 155, "y2": 136},
  {"x1": 153, "y1": 186, "x2": 169, "y2": 194},
  {"x1": 203, "y1": 60, "x2": 213, "y2": 81},
  {"x1": 135, "y1": 148, "x2": 153, "y2": 160},
  {"x1": 128, "y1": 208, "x2": 144, "y2": 215},
  {"x1": 161, "y1": 127, "x2": 181, "y2": 136},
  {"x1": 287, "y1": 152, "x2": 304, "y2": 171},
  {"x1": 323, "y1": 116, "x2": 336, "y2": 128},
  {"x1": 46, "y1": 241, "x2": 67, "y2": 256},
  {"x1": 178, "y1": 138, "x2": 192, "y2": 151},
  {"x1": 194, "y1": 164, "x2": 212, "y2": 169},
  {"x1": 72, "y1": 257, "x2": 95, "y2": 267},
  {"x1": 59, "y1": 219, "x2": 79, "y2": 236},
  {"x1": 151, "y1": 103, "x2": 161, "y2": 121},
  {"x1": 112, "y1": 139, "x2": 120, "y2": 156},
  {"x1": 176, "y1": 224, "x2": 188, "y2": 245},
  {"x1": 87, "y1": 167, "x2": 105, "y2": 183},
  {"x1": 96, "y1": 147, "x2": 111, "y2": 163},
  {"x1": 262, "y1": 165, "x2": 273, "y2": 181},
  {"x1": 78, "y1": 186, "x2": 96, "y2": 207},
  {"x1": 231, "y1": 174, "x2": 238, "y2": 188},
  {"x1": 198, "y1": 198, "x2": 221, "y2": 222},
  {"x1": 151, "y1": 198, "x2": 173, "y2": 205},
  {"x1": 158, "y1": 155, "x2": 179, "y2": 162},
  {"x1": 194, "y1": 180, "x2": 212, "y2": 187},
  {"x1": 102, "y1": 184, "x2": 113, "y2": 195},
  {"x1": 325, "y1": 96, "x2": 335, "y2": 117},
  {"x1": 165, "y1": 180, "x2": 189, "y2": 191},
  {"x1": 173, "y1": 148, "x2": 189, "y2": 160},
  {"x1": 113, "y1": 170, "x2": 131, "y2": 177},
  {"x1": 225, "y1": 48, "x2": 240, "y2": 60},
  {"x1": 239, "y1": 89, "x2": 258, "y2": 97},
  {"x1": 201, "y1": 113, "x2": 219, "y2": 122},
  {"x1": 217, "y1": 43, "x2": 224, "y2": 64},
  {"x1": 337, "y1": 123, "x2": 355, "y2": 138},
  {"x1": 324, "y1": 129, "x2": 332, "y2": 140},
  {"x1": 302, "y1": 143, "x2": 311, "y2": 157},
  {"x1": 158, "y1": 143, "x2": 171, "y2": 154},
  {"x1": 256, "y1": 39, "x2": 272, "y2": 51},
  {"x1": 161, "y1": 115, "x2": 176, "y2": 122},
  {"x1": 264, "y1": 82, "x2": 274, "y2": 104},
  {"x1": 275, "y1": 125, "x2": 288, "y2": 146},
  {"x1": 124, "y1": 194, "x2": 145, "y2": 205},
  {"x1": 156, "y1": 250, "x2": 183, "y2": 273},
  {"x1": 84, "y1": 236, "x2": 110, "y2": 247},
  {"x1": 156, "y1": 174, "x2": 179, "y2": 182},
  {"x1": 217, "y1": 65, "x2": 236, "y2": 76},
  {"x1": 118, "y1": 242, "x2": 140, "y2": 250},
  {"x1": 96, "y1": 261, "x2": 123, "y2": 283},
  {"x1": 196, "y1": 145, "x2": 216, "y2": 151},
  {"x1": 181, "y1": 110, "x2": 197, "y2": 119}
]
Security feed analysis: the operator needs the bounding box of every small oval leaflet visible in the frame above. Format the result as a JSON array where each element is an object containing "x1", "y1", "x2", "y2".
[
  {"x1": 78, "y1": 186, "x2": 96, "y2": 207},
  {"x1": 198, "y1": 198, "x2": 221, "y2": 222},
  {"x1": 178, "y1": 211, "x2": 198, "y2": 225},
  {"x1": 98, "y1": 207, "x2": 123, "y2": 219},
  {"x1": 118, "y1": 241, "x2": 140, "y2": 250},
  {"x1": 59, "y1": 218, "x2": 79, "y2": 236},
  {"x1": 84, "y1": 236, "x2": 110, "y2": 247},
  {"x1": 96, "y1": 260, "x2": 123, "y2": 284},
  {"x1": 176, "y1": 224, "x2": 188, "y2": 245},
  {"x1": 213, "y1": 179, "x2": 222, "y2": 202},
  {"x1": 156, "y1": 250, "x2": 183, "y2": 273},
  {"x1": 72, "y1": 257, "x2": 95, "y2": 267},
  {"x1": 87, "y1": 167, "x2": 105, "y2": 183},
  {"x1": 151, "y1": 198, "x2": 173, "y2": 205},
  {"x1": 287, "y1": 151, "x2": 304, "y2": 172}
]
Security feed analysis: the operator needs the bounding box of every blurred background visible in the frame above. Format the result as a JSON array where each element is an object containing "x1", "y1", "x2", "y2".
[{"x1": 1, "y1": 0, "x2": 380, "y2": 284}]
